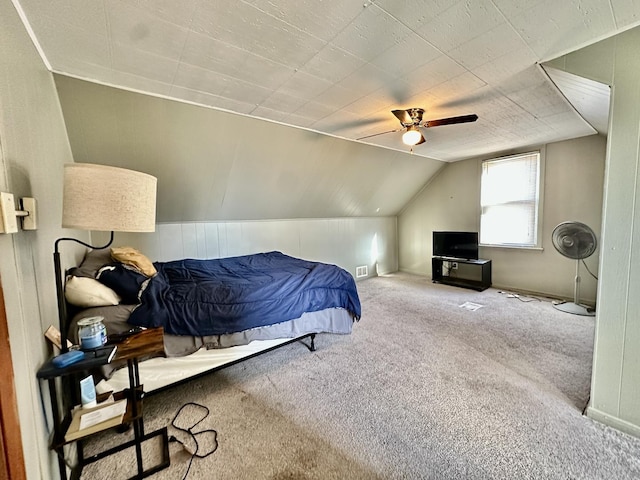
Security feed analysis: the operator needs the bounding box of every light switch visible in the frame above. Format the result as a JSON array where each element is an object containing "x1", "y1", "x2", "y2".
[{"x1": 21, "y1": 197, "x2": 37, "y2": 230}]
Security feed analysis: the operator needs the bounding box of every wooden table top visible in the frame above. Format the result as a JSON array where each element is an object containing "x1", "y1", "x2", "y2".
[{"x1": 113, "y1": 327, "x2": 164, "y2": 362}]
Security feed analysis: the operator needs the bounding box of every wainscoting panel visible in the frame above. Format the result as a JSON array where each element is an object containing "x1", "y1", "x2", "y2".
[{"x1": 101, "y1": 216, "x2": 397, "y2": 280}]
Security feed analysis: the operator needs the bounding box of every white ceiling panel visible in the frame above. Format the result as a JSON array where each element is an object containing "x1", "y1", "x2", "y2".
[
  {"x1": 32, "y1": 20, "x2": 111, "y2": 73},
  {"x1": 191, "y1": 1, "x2": 325, "y2": 68},
  {"x1": 305, "y1": 83, "x2": 359, "y2": 112},
  {"x1": 275, "y1": 70, "x2": 333, "y2": 102},
  {"x1": 506, "y1": 0, "x2": 616, "y2": 59},
  {"x1": 104, "y1": 70, "x2": 175, "y2": 97},
  {"x1": 292, "y1": 100, "x2": 337, "y2": 123},
  {"x1": 117, "y1": 0, "x2": 199, "y2": 27},
  {"x1": 247, "y1": 0, "x2": 365, "y2": 43},
  {"x1": 470, "y1": 44, "x2": 538, "y2": 85},
  {"x1": 425, "y1": 72, "x2": 487, "y2": 106},
  {"x1": 369, "y1": 32, "x2": 442, "y2": 79},
  {"x1": 258, "y1": 90, "x2": 309, "y2": 115},
  {"x1": 111, "y1": 44, "x2": 178, "y2": 84},
  {"x1": 24, "y1": 0, "x2": 108, "y2": 37},
  {"x1": 373, "y1": 0, "x2": 453, "y2": 29},
  {"x1": 14, "y1": 0, "x2": 639, "y2": 164},
  {"x1": 398, "y1": 55, "x2": 467, "y2": 95},
  {"x1": 298, "y1": 44, "x2": 366, "y2": 84},
  {"x1": 179, "y1": 32, "x2": 295, "y2": 90},
  {"x1": 334, "y1": 63, "x2": 400, "y2": 101},
  {"x1": 610, "y1": 0, "x2": 640, "y2": 29},
  {"x1": 168, "y1": 85, "x2": 257, "y2": 115},
  {"x1": 107, "y1": 1, "x2": 190, "y2": 59},
  {"x1": 507, "y1": 81, "x2": 573, "y2": 120},
  {"x1": 415, "y1": 0, "x2": 505, "y2": 52},
  {"x1": 172, "y1": 63, "x2": 273, "y2": 105},
  {"x1": 447, "y1": 22, "x2": 529, "y2": 71},
  {"x1": 330, "y1": 4, "x2": 414, "y2": 63}
]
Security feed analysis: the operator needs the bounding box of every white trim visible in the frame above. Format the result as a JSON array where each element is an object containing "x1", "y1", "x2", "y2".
[
  {"x1": 587, "y1": 406, "x2": 640, "y2": 439},
  {"x1": 10, "y1": 0, "x2": 52, "y2": 70}
]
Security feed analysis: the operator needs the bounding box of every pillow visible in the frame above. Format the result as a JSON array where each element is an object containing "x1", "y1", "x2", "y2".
[
  {"x1": 65, "y1": 276, "x2": 121, "y2": 307},
  {"x1": 96, "y1": 263, "x2": 148, "y2": 304},
  {"x1": 70, "y1": 248, "x2": 113, "y2": 278},
  {"x1": 110, "y1": 246, "x2": 157, "y2": 277}
]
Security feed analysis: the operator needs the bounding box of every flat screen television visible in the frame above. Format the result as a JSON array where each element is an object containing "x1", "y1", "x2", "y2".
[{"x1": 433, "y1": 231, "x2": 479, "y2": 260}]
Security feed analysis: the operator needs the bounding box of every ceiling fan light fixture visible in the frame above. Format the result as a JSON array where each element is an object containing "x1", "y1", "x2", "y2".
[{"x1": 402, "y1": 126, "x2": 422, "y2": 146}]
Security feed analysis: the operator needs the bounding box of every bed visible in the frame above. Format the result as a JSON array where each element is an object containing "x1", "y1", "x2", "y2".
[{"x1": 64, "y1": 248, "x2": 361, "y2": 393}]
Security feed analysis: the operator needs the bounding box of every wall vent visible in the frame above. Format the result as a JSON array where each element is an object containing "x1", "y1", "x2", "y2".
[{"x1": 356, "y1": 265, "x2": 368, "y2": 278}]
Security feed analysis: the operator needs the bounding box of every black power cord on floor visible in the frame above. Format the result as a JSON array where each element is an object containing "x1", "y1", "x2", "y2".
[{"x1": 169, "y1": 402, "x2": 219, "y2": 480}]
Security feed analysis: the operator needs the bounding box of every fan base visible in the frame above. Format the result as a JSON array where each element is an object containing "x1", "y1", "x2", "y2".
[{"x1": 553, "y1": 301, "x2": 596, "y2": 316}]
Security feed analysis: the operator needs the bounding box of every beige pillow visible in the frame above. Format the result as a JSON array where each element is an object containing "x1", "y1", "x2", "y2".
[
  {"x1": 110, "y1": 246, "x2": 157, "y2": 277},
  {"x1": 65, "y1": 276, "x2": 121, "y2": 307}
]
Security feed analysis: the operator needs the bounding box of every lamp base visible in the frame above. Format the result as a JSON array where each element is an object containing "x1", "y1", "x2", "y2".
[{"x1": 552, "y1": 301, "x2": 596, "y2": 316}]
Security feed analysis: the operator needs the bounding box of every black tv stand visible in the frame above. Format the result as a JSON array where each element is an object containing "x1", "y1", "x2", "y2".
[{"x1": 432, "y1": 257, "x2": 492, "y2": 291}]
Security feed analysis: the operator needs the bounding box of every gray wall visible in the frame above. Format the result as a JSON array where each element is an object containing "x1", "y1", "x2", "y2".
[
  {"x1": 54, "y1": 75, "x2": 445, "y2": 223},
  {"x1": 548, "y1": 27, "x2": 640, "y2": 438},
  {"x1": 0, "y1": 1, "x2": 84, "y2": 478},
  {"x1": 97, "y1": 217, "x2": 398, "y2": 280},
  {"x1": 398, "y1": 135, "x2": 606, "y2": 304}
]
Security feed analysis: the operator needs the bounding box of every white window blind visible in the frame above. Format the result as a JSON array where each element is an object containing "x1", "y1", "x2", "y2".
[{"x1": 480, "y1": 152, "x2": 541, "y2": 247}]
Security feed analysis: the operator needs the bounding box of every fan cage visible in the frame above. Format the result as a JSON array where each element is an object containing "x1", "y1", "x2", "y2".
[{"x1": 551, "y1": 221, "x2": 597, "y2": 260}]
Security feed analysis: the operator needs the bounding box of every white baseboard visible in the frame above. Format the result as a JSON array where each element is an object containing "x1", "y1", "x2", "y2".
[{"x1": 586, "y1": 406, "x2": 640, "y2": 439}]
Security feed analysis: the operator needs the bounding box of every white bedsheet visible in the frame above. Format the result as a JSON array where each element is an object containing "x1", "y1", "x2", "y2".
[{"x1": 104, "y1": 307, "x2": 354, "y2": 393}]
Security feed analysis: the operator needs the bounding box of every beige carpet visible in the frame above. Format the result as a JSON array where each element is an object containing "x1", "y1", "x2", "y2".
[{"x1": 80, "y1": 273, "x2": 640, "y2": 479}]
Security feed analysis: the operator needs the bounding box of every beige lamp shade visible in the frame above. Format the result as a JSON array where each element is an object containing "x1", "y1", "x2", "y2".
[{"x1": 62, "y1": 163, "x2": 157, "y2": 232}]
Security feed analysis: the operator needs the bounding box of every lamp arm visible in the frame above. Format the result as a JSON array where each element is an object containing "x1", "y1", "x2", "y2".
[{"x1": 54, "y1": 231, "x2": 114, "y2": 353}]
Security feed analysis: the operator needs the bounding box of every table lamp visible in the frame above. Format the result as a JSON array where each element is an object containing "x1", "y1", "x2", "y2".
[{"x1": 55, "y1": 163, "x2": 157, "y2": 352}]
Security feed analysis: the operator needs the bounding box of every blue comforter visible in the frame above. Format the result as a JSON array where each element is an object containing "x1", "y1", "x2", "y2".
[{"x1": 127, "y1": 251, "x2": 361, "y2": 336}]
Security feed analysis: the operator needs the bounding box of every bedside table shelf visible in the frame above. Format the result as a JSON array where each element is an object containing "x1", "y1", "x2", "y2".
[
  {"x1": 50, "y1": 386, "x2": 143, "y2": 449},
  {"x1": 37, "y1": 345, "x2": 118, "y2": 380}
]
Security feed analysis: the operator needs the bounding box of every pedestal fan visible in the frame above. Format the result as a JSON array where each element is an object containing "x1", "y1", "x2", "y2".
[{"x1": 551, "y1": 221, "x2": 597, "y2": 316}]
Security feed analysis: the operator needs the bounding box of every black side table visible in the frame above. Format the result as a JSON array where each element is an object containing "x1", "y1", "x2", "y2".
[{"x1": 37, "y1": 327, "x2": 170, "y2": 480}]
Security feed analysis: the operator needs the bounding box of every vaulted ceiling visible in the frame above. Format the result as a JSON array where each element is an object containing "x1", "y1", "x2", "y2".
[{"x1": 14, "y1": 0, "x2": 637, "y2": 162}]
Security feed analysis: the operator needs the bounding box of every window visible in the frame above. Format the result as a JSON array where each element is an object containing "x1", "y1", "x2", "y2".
[{"x1": 480, "y1": 151, "x2": 542, "y2": 247}]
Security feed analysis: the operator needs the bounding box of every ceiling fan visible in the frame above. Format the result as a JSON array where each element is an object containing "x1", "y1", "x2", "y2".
[{"x1": 357, "y1": 108, "x2": 478, "y2": 147}]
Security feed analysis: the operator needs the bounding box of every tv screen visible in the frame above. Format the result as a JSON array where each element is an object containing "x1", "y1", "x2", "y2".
[{"x1": 433, "y1": 231, "x2": 479, "y2": 260}]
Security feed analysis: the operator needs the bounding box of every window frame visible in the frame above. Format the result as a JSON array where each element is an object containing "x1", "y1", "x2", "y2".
[{"x1": 479, "y1": 149, "x2": 545, "y2": 250}]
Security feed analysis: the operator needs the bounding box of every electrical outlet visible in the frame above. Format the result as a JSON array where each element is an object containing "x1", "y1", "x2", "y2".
[{"x1": 451, "y1": 262, "x2": 458, "y2": 270}]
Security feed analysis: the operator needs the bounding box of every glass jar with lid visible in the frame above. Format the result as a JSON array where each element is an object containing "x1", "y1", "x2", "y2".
[{"x1": 77, "y1": 316, "x2": 107, "y2": 350}]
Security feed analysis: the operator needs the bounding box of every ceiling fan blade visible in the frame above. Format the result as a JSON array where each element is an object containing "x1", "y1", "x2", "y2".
[
  {"x1": 416, "y1": 134, "x2": 426, "y2": 145},
  {"x1": 423, "y1": 114, "x2": 478, "y2": 128},
  {"x1": 356, "y1": 129, "x2": 401, "y2": 140},
  {"x1": 392, "y1": 109, "x2": 412, "y2": 125}
]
